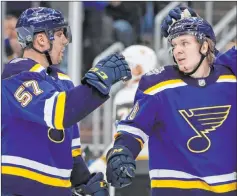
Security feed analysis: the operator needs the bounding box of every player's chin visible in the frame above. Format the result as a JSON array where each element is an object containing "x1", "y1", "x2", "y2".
[
  {"x1": 178, "y1": 64, "x2": 192, "y2": 73},
  {"x1": 178, "y1": 65, "x2": 186, "y2": 72}
]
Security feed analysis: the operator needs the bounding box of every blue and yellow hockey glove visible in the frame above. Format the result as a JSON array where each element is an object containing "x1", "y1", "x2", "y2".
[
  {"x1": 106, "y1": 145, "x2": 136, "y2": 188},
  {"x1": 161, "y1": 6, "x2": 198, "y2": 37},
  {"x1": 82, "y1": 53, "x2": 132, "y2": 95},
  {"x1": 72, "y1": 172, "x2": 109, "y2": 196}
]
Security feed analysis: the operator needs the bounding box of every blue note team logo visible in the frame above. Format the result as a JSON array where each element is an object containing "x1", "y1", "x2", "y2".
[{"x1": 179, "y1": 105, "x2": 231, "y2": 153}]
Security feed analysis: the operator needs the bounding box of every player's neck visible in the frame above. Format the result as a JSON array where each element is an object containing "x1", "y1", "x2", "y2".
[
  {"x1": 190, "y1": 60, "x2": 211, "y2": 78},
  {"x1": 23, "y1": 50, "x2": 49, "y2": 68}
]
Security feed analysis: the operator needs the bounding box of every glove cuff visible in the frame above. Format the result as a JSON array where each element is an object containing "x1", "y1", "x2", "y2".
[
  {"x1": 106, "y1": 145, "x2": 134, "y2": 163},
  {"x1": 72, "y1": 172, "x2": 109, "y2": 195},
  {"x1": 81, "y1": 73, "x2": 111, "y2": 95}
]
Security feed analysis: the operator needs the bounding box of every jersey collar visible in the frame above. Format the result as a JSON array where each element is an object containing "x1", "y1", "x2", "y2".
[{"x1": 180, "y1": 66, "x2": 219, "y2": 87}]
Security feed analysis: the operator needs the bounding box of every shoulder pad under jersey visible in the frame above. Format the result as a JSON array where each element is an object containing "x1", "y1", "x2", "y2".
[
  {"x1": 2, "y1": 58, "x2": 46, "y2": 79},
  {"x1": 50, "y1": 66, "x2": 72, "y2": 81},
  {"x1": 138, "y1": 65, "x2": 181, "y2": 93}
]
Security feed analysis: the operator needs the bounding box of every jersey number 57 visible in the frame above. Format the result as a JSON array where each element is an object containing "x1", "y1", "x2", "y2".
[{"x1": 14, "y1": 80, "x2": 43, "y2": 107}]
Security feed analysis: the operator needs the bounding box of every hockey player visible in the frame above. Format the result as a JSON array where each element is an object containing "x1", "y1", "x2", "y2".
[
  {"x1": 161, "y1": 6, "x2": 237, "y2": 75},
  {"x1": 1, "y1": 7, "x2": 131, "y2": 196},
  {"x1": 105, "y1": 16, "x2": 237, "y2": 196}
]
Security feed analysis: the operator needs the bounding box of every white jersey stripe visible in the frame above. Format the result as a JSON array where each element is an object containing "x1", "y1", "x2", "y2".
[
  {"x1": 149, "y1": 169, "x2": 237, "y2": 184},
  {"x1": 117, "y1": 124, "x2": 149, "y2": 143},
  {"x1": 2, "y1": 155, "x2": 71, "y2": 178},
  {"x1": 44, "y1": 92, "x2": 59, "y2": 128},
  {"x1": 72, "y1": 138, "x2": 81, "y2": 147},
  {"x1": 216, "y1": 79, "x2": 236, "y2": 83}
]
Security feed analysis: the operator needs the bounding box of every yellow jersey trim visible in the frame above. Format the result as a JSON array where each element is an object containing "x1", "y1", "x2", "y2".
[
  {"x1": 217, "y1": 75, "x2": 236, "y2": 81},
  {"x1": 72, "y1": 148, "x2": 82, "y2": 157},
  {"x1": 2, "y1": 166, "x2": 71, "y2": 188},
  {"x1": 54, "y1": 92, "x2": 66, "y2": 130},
  {"x1": 144, "y1": 79, "x2": 185, "y2": 95},
  {"x1": 57, "y1": 73, "x2": 71, "y2": 81},
  {"x1": 29, "y1": 64, "x2": 44, "y2": 72},
  {"x1": 151, "y1": 179, "x2": 237, "y2": 193},
  {"x1": 135, "y1": 137, "x2": 144, "y2": 149}
]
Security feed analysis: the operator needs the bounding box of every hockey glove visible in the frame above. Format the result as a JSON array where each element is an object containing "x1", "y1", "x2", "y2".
[
  {"x1": 106, "y1": 145, "x2": 136, "y2": 188},
  {"x1": 72, "y1": 172, "x2": 109, "y2": 196},
  {"x1": 82, "y1": 53, "x2": 132, "y2": 95},
  {"x1": 161, "y1": 6, "x2": 198, "y2": 37}
]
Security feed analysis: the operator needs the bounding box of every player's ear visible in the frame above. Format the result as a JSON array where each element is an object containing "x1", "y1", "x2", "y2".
[
  {"x1": 34, "y1": 33, "x2": 49, "y2": 50},
  {"x1": 200, "y1": 41, "x2": 209, "y2": 55}
]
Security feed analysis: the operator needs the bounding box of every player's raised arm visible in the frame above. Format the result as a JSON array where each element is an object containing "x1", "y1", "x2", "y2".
[
  {"x1": 1, "y1": 6, "x2": 127, "y2": 196},
  {"x1": 2, "y1": 53, "x2": 131, "y2": 130}
]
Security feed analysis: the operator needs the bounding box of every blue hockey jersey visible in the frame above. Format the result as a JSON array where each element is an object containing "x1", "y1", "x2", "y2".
[
  {"x1": 215, "y1": 46, "x2": 237, "y2": 76},
  {"x1": 1, "y1": 58, "x2": 107, "y2": 196},
  {"x1": 115, "y1": 64, "x2": 237, "y2": 196}
]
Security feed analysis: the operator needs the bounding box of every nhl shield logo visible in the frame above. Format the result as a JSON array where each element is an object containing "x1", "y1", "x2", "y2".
[{"x1": 198, "y1": 79, "x2": 206, "y2": 87}]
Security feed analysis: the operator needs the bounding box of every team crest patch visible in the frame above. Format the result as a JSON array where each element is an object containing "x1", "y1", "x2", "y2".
[
  {"x1": 128, "y1": 101, "x2": 139, "y2": 120},
  {"x1": 179, "y1": 105, "x2": 231, "y2": 153}
]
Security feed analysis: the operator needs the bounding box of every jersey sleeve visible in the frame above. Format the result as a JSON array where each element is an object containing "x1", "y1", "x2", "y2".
[
  {"x1": 114, "y1": 76, "x2": 160, "y2": 156},
  {"x1": 215, "y1": 46, "x2": 237, "y2": 76},
  {"x1": 70, "y1": 125, "x2": 92, "y2": 187},
  {"x1": 1, "y1": 87, "x2": 11, "y2": 128},
  {"x1": 3, "y1": 71, "x2": 109, "y2": 130},
  {"x1": 71, "y1": 125, "x2": 82, "y2": 158}
]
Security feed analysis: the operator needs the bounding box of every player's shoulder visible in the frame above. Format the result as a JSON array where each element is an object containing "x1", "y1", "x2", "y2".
[
  {"x1": 57, "y1": 72, "x2": 72, "y2": 81},
  {"x1": 215, "y1": 46, "x2": 236, "y2": 65},
  {"x1": 215, "y1": 46, "x2": 236, "y2": 76},
  {"x1": 2, "y1": 58, "x2": 46, "y2": 80},
  {"x1": 138, "y1": 65, "x2": 182, "y2": 94},
  {"x1": 214, "y1": 63, "x2": 236, "y2": 77},
  {"x1": 50, "y1": 66, "x2": 72, "y2": 81},
  {"x1": 50, "y1": 66, "x2": 74, "y2": 88}
]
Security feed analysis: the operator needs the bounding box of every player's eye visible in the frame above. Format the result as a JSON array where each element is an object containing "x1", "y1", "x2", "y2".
[
  {"x1": 55, "y1": 29, "x2": 64, "y2": 37},
  {"x1": 182, "y1": 41, "x2": 188, "y2": 46},
  {"x1": 57, "y1": 32, "x2": 63, "y2": 37}
]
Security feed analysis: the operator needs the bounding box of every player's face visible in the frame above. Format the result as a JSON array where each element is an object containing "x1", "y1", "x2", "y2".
[
  {"x1": 171, "y1": 35, "x2": 202, "y2": 73},
  {"x1": 50, "y1": 29, "x2": 69, "y2": 64}
]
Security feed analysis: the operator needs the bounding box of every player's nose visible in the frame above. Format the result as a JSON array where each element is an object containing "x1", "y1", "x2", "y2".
[{"x1": 173, "y1": 45, "x2": 184, "y2": 57}]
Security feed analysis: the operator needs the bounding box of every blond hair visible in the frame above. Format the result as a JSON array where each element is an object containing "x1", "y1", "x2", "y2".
[{"x1": 206, "y1": 38, "x2": 215, "y2": 65}]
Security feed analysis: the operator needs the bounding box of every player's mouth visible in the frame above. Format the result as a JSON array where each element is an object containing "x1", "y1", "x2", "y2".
[{"x1": 177, "y1": 58, "x2": 186, "y2": 64}]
